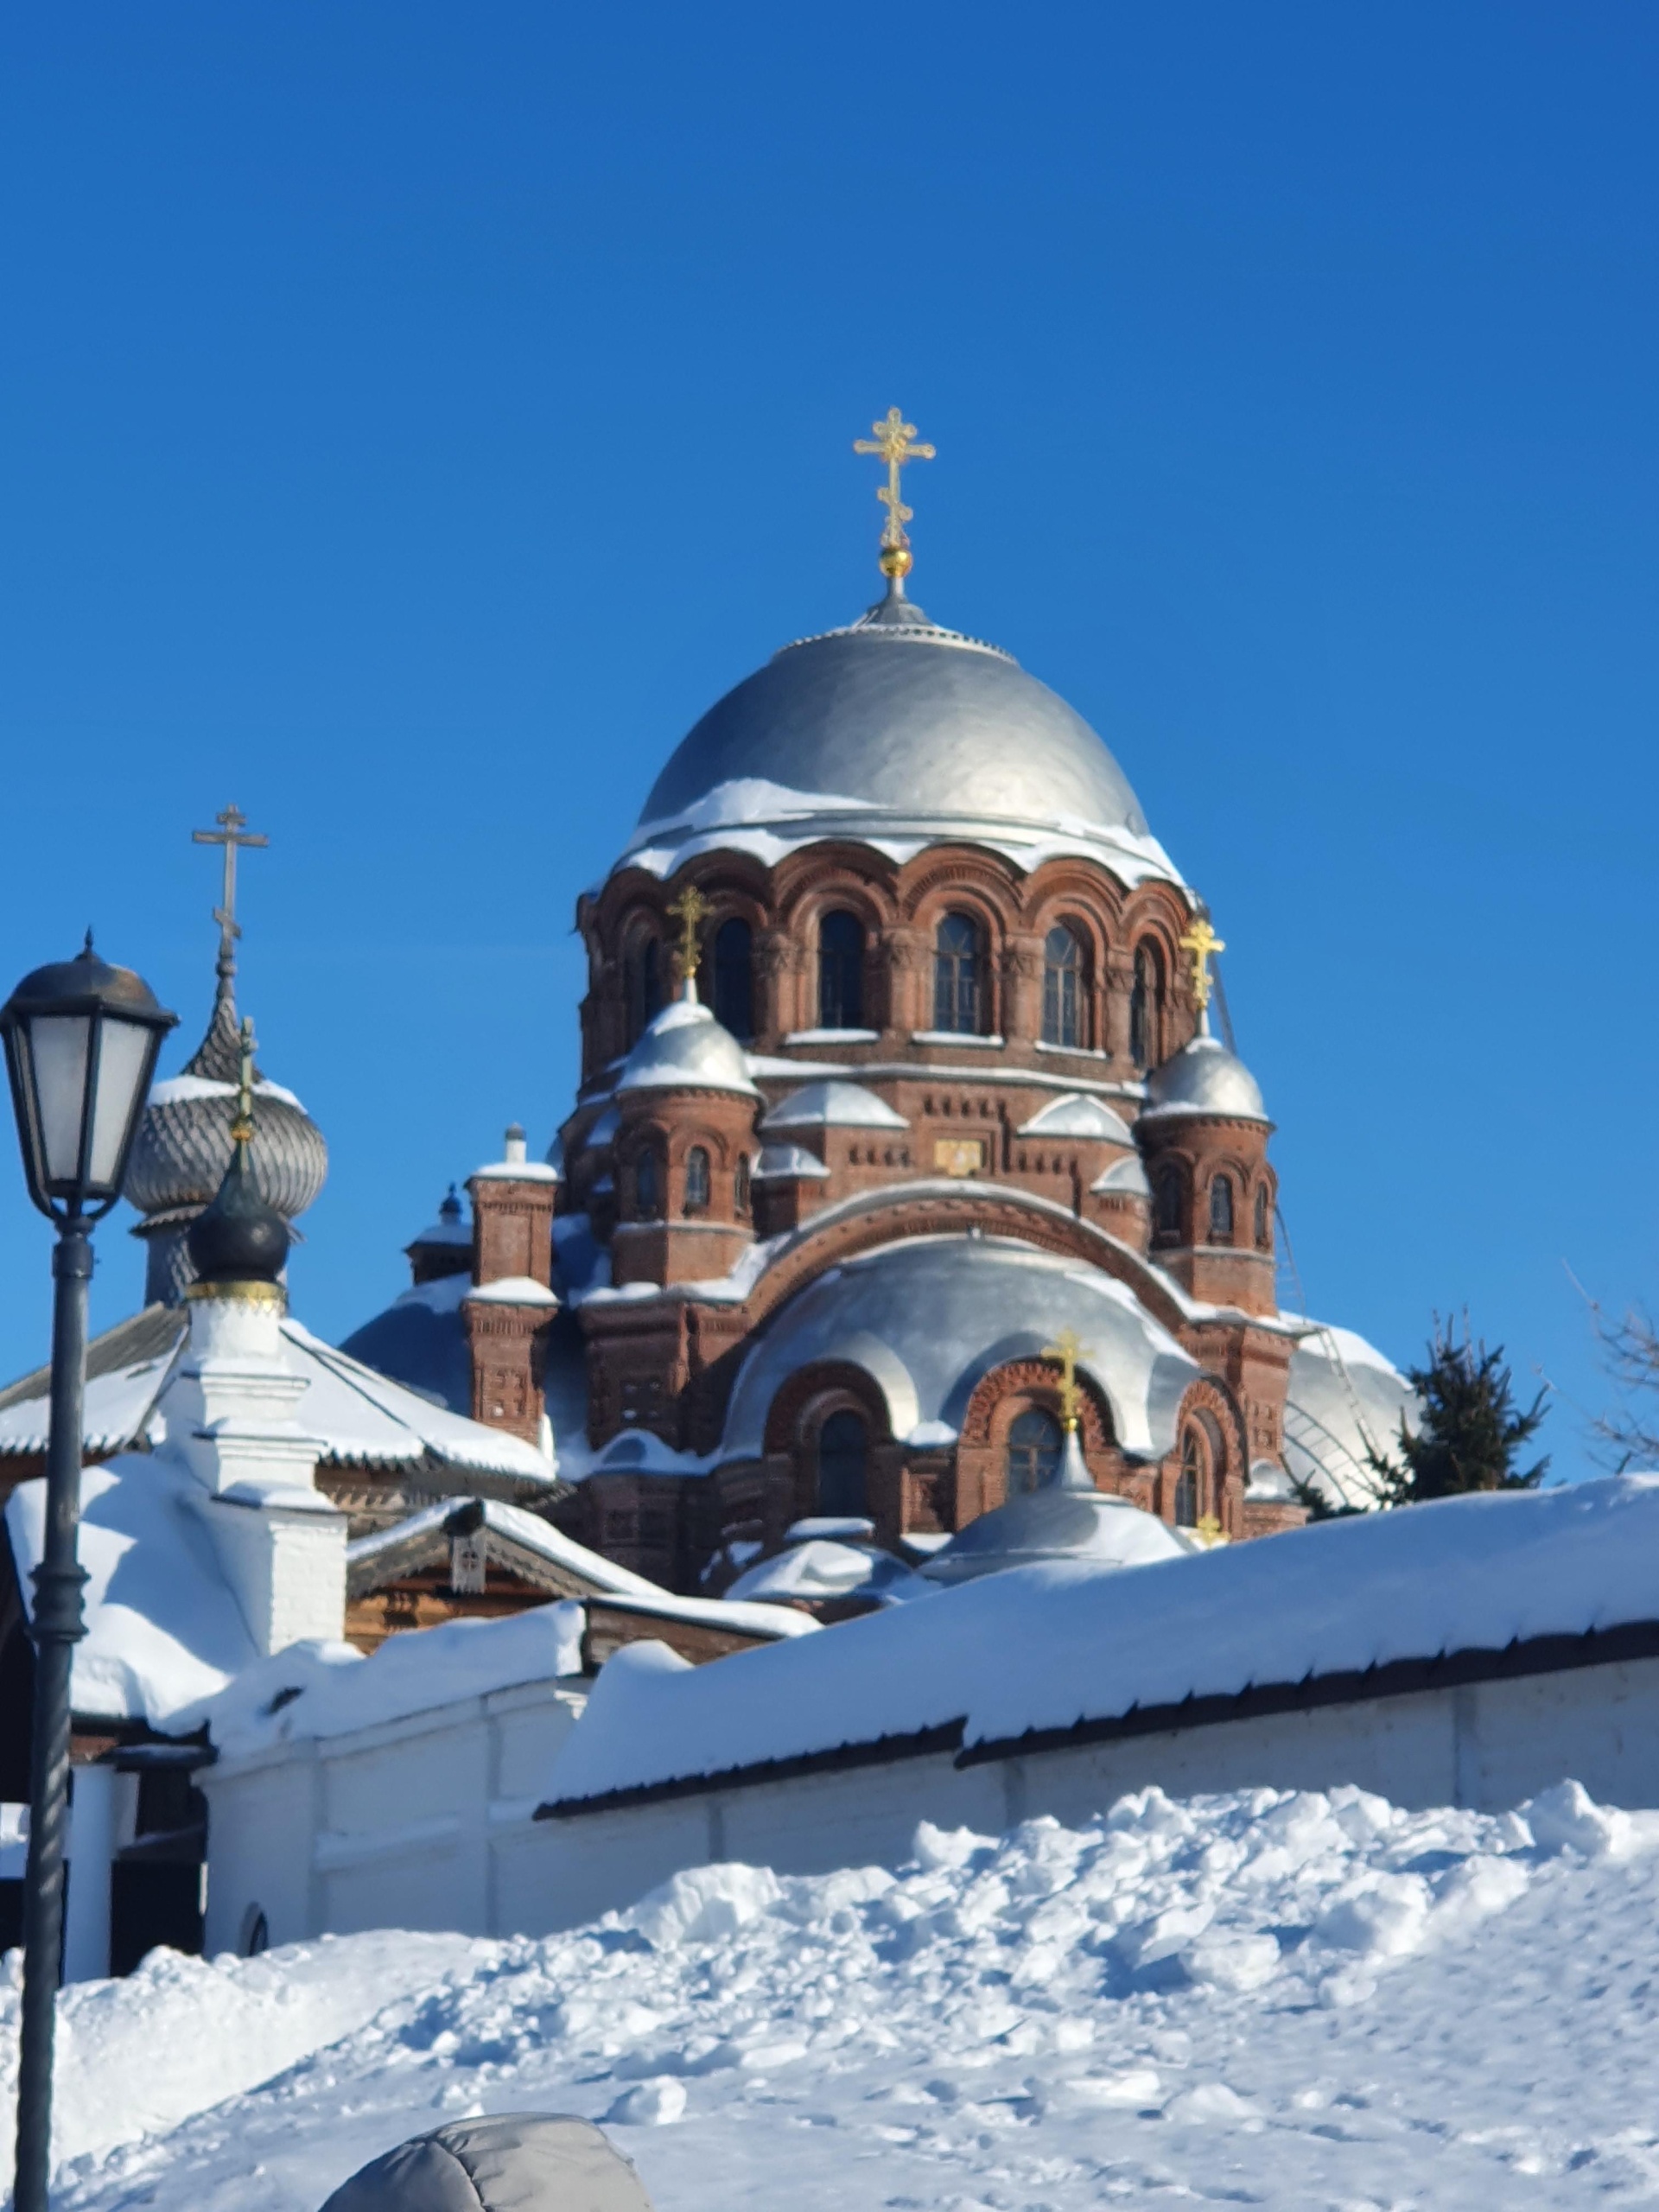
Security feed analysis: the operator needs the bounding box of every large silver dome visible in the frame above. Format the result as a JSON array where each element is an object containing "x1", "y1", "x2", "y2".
[{"x1": 624, "y1": 588, "x2": 1176, "y2": 882}]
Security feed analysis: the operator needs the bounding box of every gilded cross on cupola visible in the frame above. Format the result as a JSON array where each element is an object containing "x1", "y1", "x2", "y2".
[
  {"x1": 666, "y1": 884, "x2": 711, "y2": 987},
  {"x1": 1040, "y1": 1325, "x2": 1094, "y2": 1433},
  {"x1": 854, "y1": 407, "x2": 936, "y2": 582},
  {"x1": 192, "y1": 804, "x2": 269, "y2": 961},
  {"x1": 1178, "y1": 915, "x2": 1226, "y2": 1013}
]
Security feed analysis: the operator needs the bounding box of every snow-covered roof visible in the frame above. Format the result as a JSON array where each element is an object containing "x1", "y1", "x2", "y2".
[
  {"x1": 0, "y1": 1299, "x2": 556, "y2": 1484},
  {"x1": 1016, "y1": 1094, "x2": 1135, "y2": 1141},
  {"x1": 1283, "y1": 1320, "x2": 1417, "y2": 1509},
  {"x1": 0, "y1": 1306, "x2": 183, "y2": 1458},
  {"x1": 1091, "y1": 1154, "x2": 1151, "y2": 1196},
  {"x1": 725, "y1": 1538, "x2": 929, "y2": 1607},
  {"x1": 464, "y1": 1277, "x2": 560, "y2": 1309},
  {"x1": 543, "y1": 1475, "x2": 1659, "y2": 1809},
  {"x1": 6, "y1": 1456, "x2": 258, "y2": 1726},
  {"x1": 761, "y1": 1080, "x2": 909, "y2": 1132},
  {"x1": 753, "y1": 1141, "x2": 832, "y2": 1182},
  {"x1": 346, "y1": 1497, "x2": 664, "y2": 1600},
  {"x1": 721, "y1": 1233, "x2": 1198, "y2": 1463}
]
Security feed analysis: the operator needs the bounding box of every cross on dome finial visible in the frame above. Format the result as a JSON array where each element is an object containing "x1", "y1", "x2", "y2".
[
  {"x1": 192, "y1": 804, "x2": 269, "y2": 971},
  {"x1": 1179, "y1": 914, "x2": 1225, "y2": 1014},
  {"x1": 854, "y1": 407, "x2": 936, "y2": 582},
  {"x1": 1040, "y1": 1325, "x2": 1093, "y2": 1433},
  {"x1": 666, "y1": 884, "x2": 711, "y2": 992}
]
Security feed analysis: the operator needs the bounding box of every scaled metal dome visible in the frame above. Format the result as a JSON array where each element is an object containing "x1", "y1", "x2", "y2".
[
  {"x1": 621, "y1": 585, "x2": 1180, "y2": 886},
  {"x1": 127, "y1": 961, "x2": 327, "y2": 1305}
]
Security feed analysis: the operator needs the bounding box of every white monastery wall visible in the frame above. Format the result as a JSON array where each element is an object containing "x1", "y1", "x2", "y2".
[
  {"x1": 202, "y1": 1651, "x2": 1659, "y2": 1947},
  {"x1": 200, "y1": 1676, "x2": 585, "y2": 1955}
]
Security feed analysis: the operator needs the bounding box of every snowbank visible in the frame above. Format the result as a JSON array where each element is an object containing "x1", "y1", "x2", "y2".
[
  {"x1": 38, "y1": 1778, "x2": 1659, "y2": 2210},
  {"x1": 548, "y1": 1476, "x2": 1659, "y2": 1808}
]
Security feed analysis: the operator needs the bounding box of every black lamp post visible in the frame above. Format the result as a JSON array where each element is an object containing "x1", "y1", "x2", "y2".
[{"x1": 0, "y1": 938, "x2": 174, "y2": 2212}]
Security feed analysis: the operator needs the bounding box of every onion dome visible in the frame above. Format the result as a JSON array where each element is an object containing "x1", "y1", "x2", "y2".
[
  {"x1": 616, "y1": 986, "x2": 759, "y2": 1099},
  {"x1": 923, "y1": 1428, "x2": 1191, "y2": 1586},
  {"x1": 126, "y1": 949, "x2": 327, "y2": 1306},
  {"x1": 185, "y1": 1128, "x2": 290, "y2": 1294},
  {"x1": 1141, "y1": 1014, "x2": 1268, "y2": 1125}
]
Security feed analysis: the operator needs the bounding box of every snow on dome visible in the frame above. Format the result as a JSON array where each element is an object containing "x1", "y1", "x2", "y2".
[
  {"x1": 1141, "y1": 1027, "x2": 1268, "y2": 1124},
  {"x1": 614, "y1": 590, "x2": 1184, "y2": 891},
  {"x1": 615, "y1": 993, "x2": 760, "y2": 1098},
  {"x1": 924, "y1": 1426, "x2": 1192, "y2": 1586},
  {"x1": 761, "y1": 1079, "x2": 909, "y2": 1131}
]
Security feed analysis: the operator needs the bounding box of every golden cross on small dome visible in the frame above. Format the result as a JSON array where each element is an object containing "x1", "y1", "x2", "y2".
[
  {"x1": 854, "y1": 407, "x2": 936, "y2": 580},
  {"x1": 1040, "y1": 1325, "x2": 1094, "y2": 1433},
  {"x1": 666, "y1": 884, "x2": 711, "y2": 985},
  {"x1": 231, "y1": 1016, "x2": 257, "y2": 1144},
  {"x1": 1178, "y1": 915, "x2": 1226, "y2": 1012}
]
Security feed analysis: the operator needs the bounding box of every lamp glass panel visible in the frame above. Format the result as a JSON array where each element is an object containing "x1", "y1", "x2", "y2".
[
  {"x1": 29, "y1": 1015, "x2": 92, "y2": 1184},
  {"x1": 86, "y1": 1015, "x2": 156, "y2": 1192}
]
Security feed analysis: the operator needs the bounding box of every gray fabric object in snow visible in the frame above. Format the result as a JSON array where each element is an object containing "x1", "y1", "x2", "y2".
[{"x1": 318, "y1": 2114, "x2": 655, "y2": 2212}]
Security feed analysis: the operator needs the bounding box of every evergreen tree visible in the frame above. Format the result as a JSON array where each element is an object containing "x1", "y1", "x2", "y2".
[{"x1": 1364, "y1": 1315, "x2": 1549, "y2": 1505}]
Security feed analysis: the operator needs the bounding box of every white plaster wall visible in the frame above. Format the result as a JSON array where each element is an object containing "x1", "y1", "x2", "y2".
[
  {"x1": 201, "y1": 1676, "x2": 585, "y2": 1954},
  {"x1": 204, "y1": 1654, "x2": 1659, "y2": 1948}
]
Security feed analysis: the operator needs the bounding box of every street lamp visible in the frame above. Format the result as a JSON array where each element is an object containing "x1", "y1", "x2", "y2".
[{"x1": 0, "y1": 937, "x2": 175, "y2": 2212}]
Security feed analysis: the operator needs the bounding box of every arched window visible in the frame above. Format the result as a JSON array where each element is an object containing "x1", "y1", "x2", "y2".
[
  {"x1": 712, "y1": 918, "x2": 753, "y2": 1041},
  {"x1": 818, "y1": 910, "x2": 866, "y2": 1030},
  {"x1": 626, "y1": 937, "x2": 663, "y2": 1046},
  {"x1": 734, "y1": 1153, "x2": 752, "y2": 1217},
  {"x1": 683, "y1": 1146, "x2": 710, "y2": 1213},
  {"x1": 1254, "y1": 1183, "x2": 1271, "y2": 1251},
  {"x1": 1154, "y1": 1162, "x2": 1184, "y2": 1241},
  {"x1": 1209, "y1": 1173, "x2": 1235, "y2": 1243},
  {"x1": 817, "y1": 1408, "x2": 868, "y2": 1516},
  {"x1": 633, "y1": 1147, "x2": 661, "y2": 1219},
  {"x1": 1042, "y1": 925, "x2": 1084, "y2": 1048},
  {"x1": 1129, "y1": 942, "x2": 1161, "y2": 1068},
  {"x1": 933, "y1": 912, "x2": 985, "y2": 1034},
  {"x1": 1174, "y1": 1427, "x2": 1203, "y2": 1527},
  {"x1": 1006, "y1": 1407, "x2": 1063, "y2": 1496}
]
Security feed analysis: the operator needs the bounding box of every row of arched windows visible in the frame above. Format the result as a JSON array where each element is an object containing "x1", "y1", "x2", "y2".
[
  {"x1": 627, "y1": 1145, "x2": 752, "y2": 1222},
  {"x1": 1153, "y1": 1164, "x2": 1274, "y2": 1250},
  {"x1": 622, "y1": 911, "x2": 1171, "y2": 1061}
]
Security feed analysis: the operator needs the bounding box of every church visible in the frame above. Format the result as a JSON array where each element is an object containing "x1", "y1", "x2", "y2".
[{"x1": 344, "y1": 411, "x2": 1410, "y2": 1592}]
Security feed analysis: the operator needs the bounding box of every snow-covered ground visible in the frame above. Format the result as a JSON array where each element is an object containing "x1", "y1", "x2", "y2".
[{"x1": 26, "y1": 1779, "x2": 1659, "y2": 2210}]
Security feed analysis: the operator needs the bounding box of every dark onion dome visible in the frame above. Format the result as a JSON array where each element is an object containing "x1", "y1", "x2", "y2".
[
  {"x1": 185, "y1": 1132, "x2": 290, "y2": 1291},
  {"x1": 619, "y1": 581, "x2": 1180, "y2": 887},
  {"x1": 126, "y1": 958, "x2": 327, "y2": 1304},
  {"x1": 1141, "y1": 1014, "x2": 1269, "y2": 1124}
]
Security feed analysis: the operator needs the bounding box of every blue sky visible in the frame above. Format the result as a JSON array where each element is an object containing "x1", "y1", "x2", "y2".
[{"x1": 1, "y1": 4, "x2": 1655, "y2": 1474}]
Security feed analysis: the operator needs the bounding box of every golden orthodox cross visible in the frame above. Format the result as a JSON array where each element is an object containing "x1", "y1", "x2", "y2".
[
  {"x1": 1178, "y1": 915, "x2": 1225, "y2": 1013},
  {"x1": 666, "y1": 884, "x2": 711, "y2": 984},
  {"x1": 192, "y1": 804, "x2": 269, "y2": 952},
  {"x1": 1040, "y1": 1325, "x2": 1094, "y2": 1433},
  {"x1": 231, "y1": 1016, "x2": 257, "y2": 1143},
  {"x1": 854, "y1": 408, "x2": 936, "y2": 559}
]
